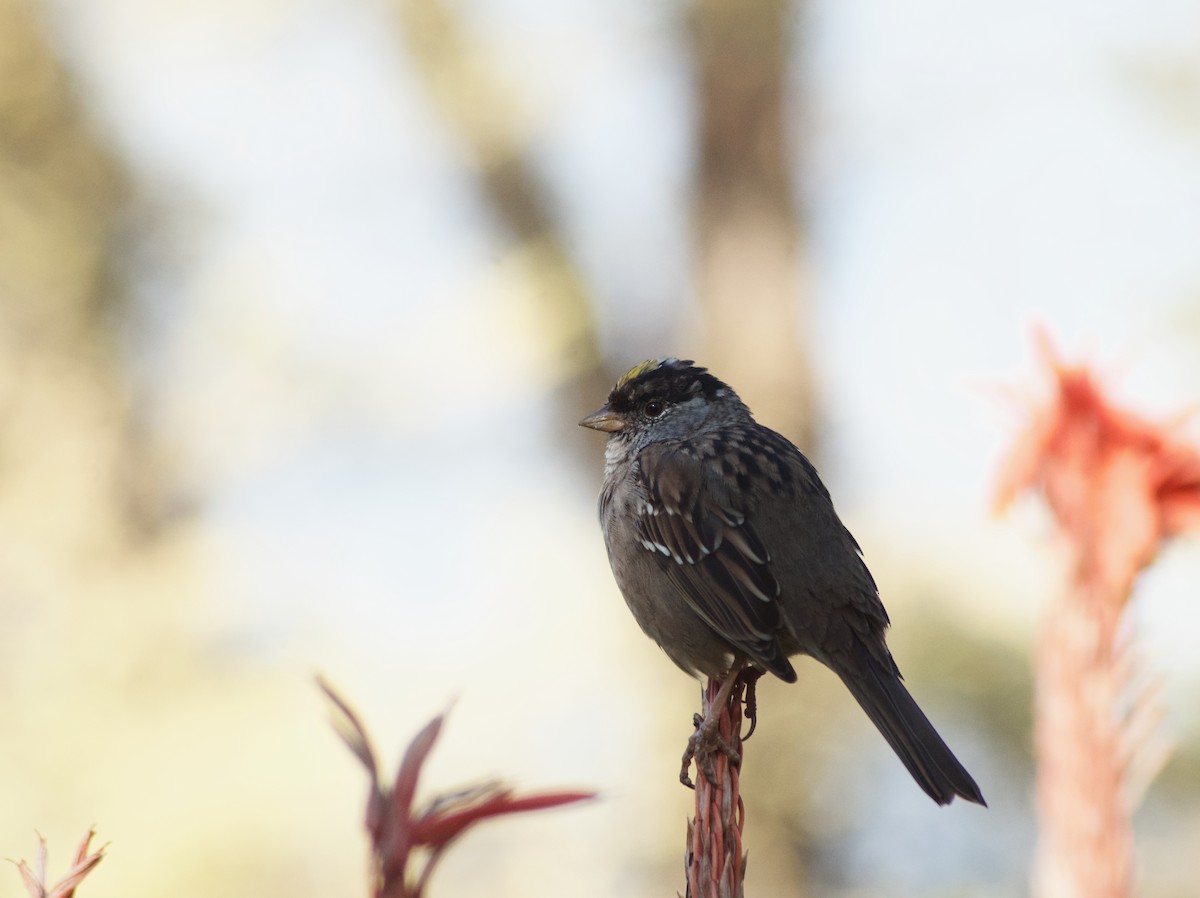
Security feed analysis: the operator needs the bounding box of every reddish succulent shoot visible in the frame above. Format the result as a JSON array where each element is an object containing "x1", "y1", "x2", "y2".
[
  {"x1": 318, "y1": 677, "x2": 596, "y2": 898},
  {"x1": 411, "y1": 783, "x2": 597, "y2": 849},
  {"x1": 687, "y1": 672, "x2": 749, "y2": 898},
  {"x1": 12, "y1": 829, "x2": 105, "y2": 898},
  {"x1": 996, "y1": 332, "x2": 1200, "y2": 898},
  {"x1": 996, "y1": 330, "x2": 1200, "y2": 600}
]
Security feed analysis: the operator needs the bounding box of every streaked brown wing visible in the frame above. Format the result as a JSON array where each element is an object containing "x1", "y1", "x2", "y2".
[{"x1": 634, "y1": 442, "x2": 795, "y2": 680}]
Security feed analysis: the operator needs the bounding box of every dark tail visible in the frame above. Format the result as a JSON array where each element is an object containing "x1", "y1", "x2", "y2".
[{"x1": 837, "y1": 648, "x2": 986, "y2": 806}]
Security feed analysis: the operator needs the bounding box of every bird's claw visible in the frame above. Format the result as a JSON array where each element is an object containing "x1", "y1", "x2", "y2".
[
  {"x1": 740, "y1": 668, "x2": 763, "y2": 741},
  {"x1": 680, "y1": 710, "x2": 741, "y2": 788}
]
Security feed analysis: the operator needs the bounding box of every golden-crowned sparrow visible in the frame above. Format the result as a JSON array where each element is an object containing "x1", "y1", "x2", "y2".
[{"x1": 580, "y1": 358, "x2": 984, "y2": 806}]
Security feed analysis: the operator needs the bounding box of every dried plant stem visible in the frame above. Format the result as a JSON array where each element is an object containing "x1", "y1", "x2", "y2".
[
  {"x1": 1033, "y1": 585, "x2": 1132, "y2": 898},
  {"x1": 686, "y1": 673, "x2": 748, "y2": 898}
]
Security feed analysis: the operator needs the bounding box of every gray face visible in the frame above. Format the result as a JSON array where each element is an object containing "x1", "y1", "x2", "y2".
[{"x1": 615, "y1": 392, "x2": 715, "y2": 454}]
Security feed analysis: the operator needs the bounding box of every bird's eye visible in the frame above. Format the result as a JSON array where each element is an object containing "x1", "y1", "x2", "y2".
[{"x1": 644, "y1": 400, "x2": 665, "y2": 418}]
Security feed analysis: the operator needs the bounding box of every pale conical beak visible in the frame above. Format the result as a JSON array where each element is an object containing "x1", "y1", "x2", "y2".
[{"x1": 579, "y1": 405, "x2": 626, "y2": 433}]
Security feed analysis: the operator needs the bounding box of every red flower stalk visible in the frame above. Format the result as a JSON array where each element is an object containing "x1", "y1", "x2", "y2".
[
  {"x1": 996, "y1": 332, "x2": 1200, "y2": 898},
  {"x1": 686, "y1": 672, "x2": 751, "y2": 898},
  {"x1": 11, "y1": 829, "x2": 105, "y2": 898},
  {"x1": 318, "y1": 678, "x2": 595, "y2": 898}
]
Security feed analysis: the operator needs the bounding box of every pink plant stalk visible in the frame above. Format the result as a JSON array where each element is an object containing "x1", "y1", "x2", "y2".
[
  {"x1": 996, "y1": 333, "x2": 1200, "y2": 898},
  {"x1": 318, "y1": 678, "x2": 595, "y2": 898},
  {"x1": 11, "y1": 829, "x2": 105, "y2": 898},
  {"x1": 686, "y1": 672, "x2": 750, "y2": 898}
]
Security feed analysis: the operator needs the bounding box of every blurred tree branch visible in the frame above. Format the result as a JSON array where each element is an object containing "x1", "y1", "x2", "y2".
[
  {"x1": 390, "y1": 0, "x2": 819, "y2": 460},
  {"x1": 389, "y1": 0, "x2": 604, "y2": 400},
  {"x1": 0, "y1": 0, "x2": 202, "y2": 788},
  {"x1": 0, "y1": 0, "x2": 176, "y2": 546},
  {"x1": 689, "y1": 0, "x2": 817, "y2": 451}
]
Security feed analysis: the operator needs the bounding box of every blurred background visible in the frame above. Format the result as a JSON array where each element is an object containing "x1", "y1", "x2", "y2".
[{"x1": 3, "y1": 0, "x2": 1200, "y2": 895}]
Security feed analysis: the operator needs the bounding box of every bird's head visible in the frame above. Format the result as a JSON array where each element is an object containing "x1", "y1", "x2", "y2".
[{"x1": 579, "y1": 358, "x2": 745, "y2": 450}]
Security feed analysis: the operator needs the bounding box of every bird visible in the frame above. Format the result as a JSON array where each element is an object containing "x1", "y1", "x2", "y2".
[{"x1": 579, "y1": 357, "x2": 985, "y2": 806}]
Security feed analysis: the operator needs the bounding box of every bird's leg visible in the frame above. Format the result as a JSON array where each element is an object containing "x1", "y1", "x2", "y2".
[
  {"x1": 680, "y1": 659, "x2": 747, "y2": 788},
  {"x1": 740, "y1": 667, "x2": 763, "y2": 741}
]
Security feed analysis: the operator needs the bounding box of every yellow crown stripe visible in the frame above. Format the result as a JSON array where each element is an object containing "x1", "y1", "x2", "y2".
[{"x1": 616, "y1": 359, "x2": 662, "y2": 390}]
